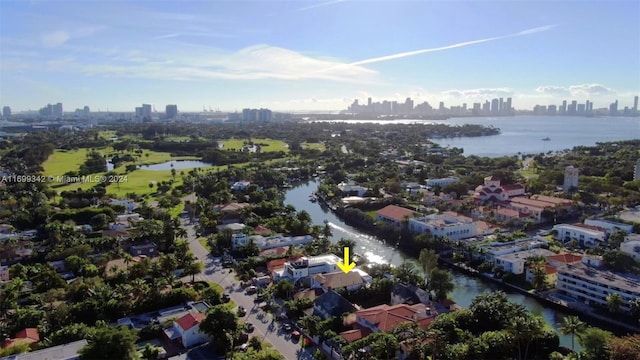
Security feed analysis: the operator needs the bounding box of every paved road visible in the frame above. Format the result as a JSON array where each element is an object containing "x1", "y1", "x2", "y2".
[{"x1": 182, "y1": 219, "x2": 315, "y2": 360}]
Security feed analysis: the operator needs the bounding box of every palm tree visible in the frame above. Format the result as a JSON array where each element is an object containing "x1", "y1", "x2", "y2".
[
  {"x1": 630, "y1": 298, "x2": 640, "y2": 325},
  {"x1": 508, "y1": 315, "x2": 544, "y2": 360},
  {"x1": 122, "y1": 252, "x2": 133, "y2": 270},
  {"x1": 559, "y1": 315, "x2": 587, "y2": 352},
  {"x1": 606, "y1": 292, "x2": 623, "y2": 313},
  {"x1": 530, "y1": 265, "x2": 548, "y2": 291}
]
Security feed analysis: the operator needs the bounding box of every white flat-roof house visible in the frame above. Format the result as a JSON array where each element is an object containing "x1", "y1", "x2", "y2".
[
  {"x1": 556, "y1": 262, "x2": 640, "y2": 314},
  {"x1": 408, "y1": 212, "x2": 477, "y2": 241},
  {"x1": 250, "y1": 234, "x2": 314, "y2": 250},
  {"x1": 231, "y1": 233, "x2": 251, "y2": 250},
  {"x1": 275, "y1": 255, "x2": 341, "y2": 283},
  {"x1": 494, "y1": 248, "x2": 555, "y2": 274},
  {"x1": 620, "y1": 240, "x2": 640, "y2": 261},
  {"x1": 553, "y1": 223, "x2": 607, "y2": 248},
  {"x1": 426, "y1": 177, "x2": 460, "y2": 188},
  {"x1": 584, "y1": 219, "x2": 634, "y2": 234},
  {"x1": 478, "y1": 238, "x2": 547, "y2": 262}
]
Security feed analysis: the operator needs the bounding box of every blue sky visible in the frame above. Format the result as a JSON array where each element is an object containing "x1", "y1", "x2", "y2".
[{"x1": 1, "y1": 0, "x2": 639, "y2": 112}]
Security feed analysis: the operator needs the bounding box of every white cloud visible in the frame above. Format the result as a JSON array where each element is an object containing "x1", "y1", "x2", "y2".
[
  {"x1": 535, "y1": 84, "x2": 616, "y2": 98},
  {"x1": 41, "y1": 30, "x2": 70, "y2": 47},
  {"x1": 569, "y1": 83, "x2": 615, "y2": 96},
  {"x1": 72, "y1": 44, "x2": 378, "y2": 83},
  {"x1": 536, "y1": 85, "x2": 570, "y2": 95},
  {"x1": 442, "y1": 87, "x2": 515, "y2": 98}
]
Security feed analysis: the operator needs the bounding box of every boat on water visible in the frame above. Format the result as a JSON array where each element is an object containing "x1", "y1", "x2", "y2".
[{"x1": 542, "y1": 137, "x2": 551, "y2": 141}]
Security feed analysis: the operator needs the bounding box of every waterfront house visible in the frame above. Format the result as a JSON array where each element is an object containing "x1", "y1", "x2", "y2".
[
  {"x1": 313, "y1": 290, "x2": 357, "y2": 320},
  {"x1": 352, "y1": 303, "x2": 438, "y2": 333},
  {"x1": 312, "y1": 271, "x2": 366, "y2": 292},
  {"x1": 552, "y1": 223, "x2": 607, "y2": 248},
  {"x1": 390, "y1": 283, "x2": 431, "y2": 306},
  {"x1": 275, "y1": 254, "x2": 341, "y2": 283},
  {"x1": 494, "y1": 248, "x2": 555, "y2": 274},
  {"x1": 525, "y1": 264, "x2": 558, "y2": 286},
  {"x1": 479, "y1": 238, "x2": 547, "y2": 263},
  {"x1": 376, "y1": 205, "x2": 417, "y2": 228}
]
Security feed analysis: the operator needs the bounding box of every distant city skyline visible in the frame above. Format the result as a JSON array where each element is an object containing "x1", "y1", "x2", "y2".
[{"x1": 1, "y1": 1, "x2": 639, "y2": 112}]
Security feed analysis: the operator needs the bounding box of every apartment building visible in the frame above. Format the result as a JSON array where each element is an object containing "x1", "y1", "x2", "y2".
[{"x1": 556, "y1": 262, "x2": 640, "y2": 313}]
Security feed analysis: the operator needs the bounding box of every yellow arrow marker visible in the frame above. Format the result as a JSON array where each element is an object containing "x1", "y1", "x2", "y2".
[{"x1": 336, "y1": 246, "x2": 356, "y2": 273}]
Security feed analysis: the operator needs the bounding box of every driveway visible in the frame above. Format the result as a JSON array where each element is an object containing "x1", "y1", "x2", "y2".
[{"x1": 182, "y1": 219, "x2": 316, "y2": 360}]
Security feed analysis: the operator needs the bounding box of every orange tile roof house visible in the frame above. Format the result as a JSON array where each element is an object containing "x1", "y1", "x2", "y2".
[
  {"x1": 353, "y1": 303, "x2": 438, "y2": 333},
  {"x1": 376, "y1": 205, "x2": 417, "y2": 228}
]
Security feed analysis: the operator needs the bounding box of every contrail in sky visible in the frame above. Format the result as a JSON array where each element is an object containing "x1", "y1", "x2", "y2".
[
  {"x1": 348, "y1": 25, "x2": 557, "y2": 66},
  {"x1": 294, "y1": 0, "x2": 346, "y2": 12}
]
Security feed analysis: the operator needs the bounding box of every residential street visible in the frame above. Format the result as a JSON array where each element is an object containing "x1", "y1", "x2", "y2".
[{"x1": 181, "y1": 218, "x2": 316, "y2": 360}]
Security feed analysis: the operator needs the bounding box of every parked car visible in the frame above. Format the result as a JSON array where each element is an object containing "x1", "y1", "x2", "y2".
[
  {"x1": 292, "y1": 330, "x2": 301, "y2": 338},
  {"x1": 283, "y1": 323, "x2": 292, "y2": 332},
  {"x1": 246, "y1": 286, "x2": 257, "y2": 294},
  {"x1": 245, "y1": 323, "x2": 255, "y2": 333},
  {"x1": 222, "y1": 293, "x2": 230, "y2": 302},
  {"x1": 238, "y1": 343, "x2": 249, "y2": 352},
  {"x1": 237, "y1": 306, "x2": 246, "y2": 316}
]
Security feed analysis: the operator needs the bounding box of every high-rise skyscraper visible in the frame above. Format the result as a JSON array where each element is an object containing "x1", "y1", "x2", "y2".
[
  {"x1": 506, "y1": 97, "x2": 512, "y2": 113},
  {"x1": 142, "y1": 104, "x2": 152, "y2": 118},
  {"x1": 499, "y1": 98, "x2": 504, "y2": 113},
  {"x1": 491, "y1": 98, "x2": 499, "y2": 114},
  {"x1": 609, "y1": 100, "x2": 618, "y2": 116},
  {"x1": 2, "y1": 106, "x2": 11, "y2": 118},
  {"x1": 165, "y1": 104, "x2": 178, "y2": 119},
  {"x1": 53, "y1": 103, "x2": 63, "y2": 117},
  {"x1": 634, "y1": 96, "x2": 638, "y2": 113},
  {"x1": 560, "y1": 100, "x2": 567, "y2": 114}
]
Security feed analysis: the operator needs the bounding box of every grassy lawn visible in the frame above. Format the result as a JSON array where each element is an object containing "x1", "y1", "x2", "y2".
[
  {"x1": 43, "y1": 148, "x2": 199, "y2": 177},
  {"x1": 207, "y1": 281, "x2": 236, "y2": 309},
  {"x1": 365, "y1": 210, "x2": 378, "y2": 219},
  {"x1": 198, "y1": 237, "x2": 212, "y2": 252},
  {"x1": 169, "y1": 202, "x2": 185, "y2": 218},
  {"x1": 516, "y1": 168, "x2": 539, "y2": 180},
  {"x1": 221, "y1": 138, "x2": 289, "y2": 153},
  {"x1": 301, "y1": 142, "x2": 326, "y2": 151}
]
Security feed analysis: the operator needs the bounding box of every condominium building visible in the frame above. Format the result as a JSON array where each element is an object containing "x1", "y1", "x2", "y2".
[
  {"x1": 552, "y1": 223, "x2": 607, "y2": 248},
  {"x1": 556, "y1": 262, "x2": 640, "y2": 313},
  {"x1": 408, "y1": 212, "x2": 477, "y2": 241},
  {"x1": 584, "y1": 218, "x2": 634, "y2": 234}
]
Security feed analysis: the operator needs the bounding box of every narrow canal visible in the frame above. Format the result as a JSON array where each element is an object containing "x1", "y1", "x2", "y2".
[{"x1": 284, "y1": 179, "x2": 581, "y2": 350}]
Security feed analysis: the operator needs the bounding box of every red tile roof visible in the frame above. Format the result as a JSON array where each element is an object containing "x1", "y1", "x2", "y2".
[
  {"x1": 527, "y1": 264, "x2": 558, "y2": 274},
  {"x1": 530, "y1": 194, "x2": 573, "y2": 206},
  {"x1": 340, "y1": 327, "x2": 372, "y2": 343},
  {"x1": 502, "y1": 184, "x2": 525, "y2": 191},
  {"x1": 546, "y1": 253, "x2": 583, "y2": 264},
  {"x1": 176, "y1": 312, "x2": 206, "y2": 331},
  {"x1": 356, "y1": 303, "x2": 437, "y2": 332},
  {"x1": 376, "y1": 205, "x2": 416, "y2": 222},
  {"x1": 15, "y1": 328, "x2": 39, "y2": 342}
]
